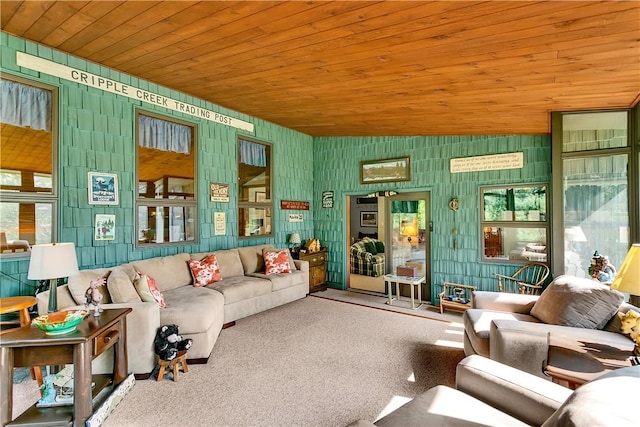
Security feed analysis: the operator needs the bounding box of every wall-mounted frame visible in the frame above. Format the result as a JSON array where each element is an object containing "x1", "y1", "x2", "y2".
[
  {"x1": 95, "y1": 214, "x2": 116, "y2": 241},
  {"x1": 360, "y1": 211, "x2": 378, "y2": 227},
  {"x1": 88, "y1": 172, "x2": 119, "y2": 205},
  {"x1": 360, "y1": 156, "x2": 411, "y2": 184}
]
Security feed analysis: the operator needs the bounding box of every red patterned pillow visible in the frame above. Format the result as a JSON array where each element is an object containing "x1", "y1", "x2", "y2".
[
  {"x1": 188, "y1": 254, "x2": 222, "y2": 287},
  {"x1": 263, "y1": 249, "x2": 291, "y2": 275},
  {"x1": 134, "y1": 273, "x2": 167, "y2": 308}
]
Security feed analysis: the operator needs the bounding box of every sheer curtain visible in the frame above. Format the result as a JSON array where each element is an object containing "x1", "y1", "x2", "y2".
[
  {"x1": 138, "y1": 115, "x2": 191, "y2": 154},
  {"x1": 0, "y1": 79, "x2": 51, "y2": 131}
]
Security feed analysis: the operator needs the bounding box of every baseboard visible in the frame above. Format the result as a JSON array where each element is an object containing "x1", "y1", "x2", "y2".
[
  {"x1": 223, "y1": 321, "x2": 236, "y2": 329},
  {"x1": 186, "y1": 357, "x2": 209, "y2": 365}
]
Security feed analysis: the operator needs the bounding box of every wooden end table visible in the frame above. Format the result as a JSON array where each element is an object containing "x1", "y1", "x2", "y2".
[
  {"x1": 0, "y1": 307, "x2": 131, "y2": 427},
  {"x1": 544, "y1": 333, "x2": 634, "y2": 389},
  {"x1": 384, "y1": 274, "x2": 426, "y2": 309}
]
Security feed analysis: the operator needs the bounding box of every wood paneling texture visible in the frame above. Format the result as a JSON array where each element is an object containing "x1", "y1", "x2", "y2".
[{"x1": 2, "y1": 1, "x2": 638, "y2": 137}]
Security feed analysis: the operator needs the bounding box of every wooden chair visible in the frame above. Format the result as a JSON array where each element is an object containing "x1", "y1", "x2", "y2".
[{"x1": 495, "y1": 262, "x2": 549, "y2": 295}]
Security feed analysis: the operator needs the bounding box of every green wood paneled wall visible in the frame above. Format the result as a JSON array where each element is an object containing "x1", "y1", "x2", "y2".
[
  {"x1": 313, "y1": 135, "x2": 551, "y2": 302},
  {"x1": 0, "y1": 33, "x2": 314, "y2": 297}
]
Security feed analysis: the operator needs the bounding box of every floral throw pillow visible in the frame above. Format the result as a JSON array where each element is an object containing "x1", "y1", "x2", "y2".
[
  {"x1": 134, "y1": 272, "x2": 167, "y2": 308},
  {"x1": 263, "y1": 249, "x2": 291, "y2": 275},
  {"x1": 188, "y1": 254, "x2": 222, "y2": 287}
]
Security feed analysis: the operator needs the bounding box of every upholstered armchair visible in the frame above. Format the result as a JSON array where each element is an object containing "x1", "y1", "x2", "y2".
[{"x1": 350, "y1": 238, "x2": 385, "y2": 277}]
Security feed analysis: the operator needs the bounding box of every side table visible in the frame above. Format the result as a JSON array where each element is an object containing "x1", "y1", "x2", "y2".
[
  {"x1": 0, "y1": 307, "x2": 131, "y2": 427},
  {"x1": 292, "y1": 248, "x2": 328, "y2": 293},
  {"x1": 384, "y1": 274, "x2": 426, "y2": 309},
  {"x1": 544, "y1": 333, "x2": 634, "y2": 389}
]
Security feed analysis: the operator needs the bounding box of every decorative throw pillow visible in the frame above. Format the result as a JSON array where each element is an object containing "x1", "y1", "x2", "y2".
[
  {"x1": 263, "y1": 249, "x2": 291, "y2": 275},
  {"x1": 374, "y1": 241, "x2": 385, "y2": 254},
  {"x1": 364, "y1": 241, "x2": 378, "y2": 255},
  {"x1": 530, "y1": 275, "x2": 623, "y2": 329},
  {"x1": 188, "y1": 254, "x2": 222, "y2": 287},
  {"x1": 134, "y1": 273, "x2": 166, "y2": 308}
]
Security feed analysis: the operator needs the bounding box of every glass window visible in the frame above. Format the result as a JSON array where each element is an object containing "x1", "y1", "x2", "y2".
[
  {"x1": 480, "y1": 184, "x2": 549, "y2": 263},
  {"x1": 562, "y1": 111, "x2": 627, "y2": 152},
  {"x1": 136, "y1": 111, "x2": 197, "y2": 246},
  {"x1": 0, "y1": 76, "x2": 57, "y2": 255},
  {"x1": 238, "y1": 137, "x2": 272, "y2": 237}
]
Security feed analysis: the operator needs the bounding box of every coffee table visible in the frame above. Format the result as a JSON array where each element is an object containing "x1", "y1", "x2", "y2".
[
  {"x1": 544, "y1": 333, "x2": 634, "y2": 389},
  {"x1": 0, "y1": 307, "x2": 131, "y2": 427},
  {"x1": 384, "y1": 274, "x2": 426, "y2": 309}
]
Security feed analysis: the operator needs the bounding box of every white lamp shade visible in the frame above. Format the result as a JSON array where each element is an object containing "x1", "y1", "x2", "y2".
[
  {"x1": 289, "y1": 233, "x2": 301, "y2": 245},
  {"x1": 610, "y1": 244, "x2": 640, "y2": 296},
  {"x1": 28, "y1": 242, "x2": 79, "y2": 280}
]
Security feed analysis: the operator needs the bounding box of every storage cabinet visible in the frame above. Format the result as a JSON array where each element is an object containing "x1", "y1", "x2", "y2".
[{"x1": 294, "y1": 248, "x2": 327, "y2": 293}]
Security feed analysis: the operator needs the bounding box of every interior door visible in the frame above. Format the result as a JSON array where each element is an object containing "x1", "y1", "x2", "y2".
[{"x1": 386, "y1": 192, "x2": 431, "y2": 298}]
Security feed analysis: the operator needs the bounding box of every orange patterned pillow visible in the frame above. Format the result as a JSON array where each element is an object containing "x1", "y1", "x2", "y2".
[
  {"x1": 134, "y1": 273, "x2": 167, "y2": 308},
  {"x1": 188, "y1": 254, "x2": 222, "y2": 287},
  {"x1": 263, "y1": 249, "x2": 291, "y2": 275}
]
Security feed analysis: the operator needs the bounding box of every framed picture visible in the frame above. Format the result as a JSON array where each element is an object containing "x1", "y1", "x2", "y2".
[
  {"x1": 88, "y1": 172, "x2": 119, "y2": 205},
  {"x1": 360, "y1": 156, "x2": 411, "y2": 184},
  {"x1": 360, "y1": 211, "x2": 378, "y2": 227},
  {"x1": 95, "y1": 214, "x2": 116, "y2": 241}
]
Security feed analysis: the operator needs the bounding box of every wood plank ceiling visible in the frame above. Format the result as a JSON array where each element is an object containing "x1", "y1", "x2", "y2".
[{"x1": 1, "y1": 1, "x2": 639, "y2": 136}]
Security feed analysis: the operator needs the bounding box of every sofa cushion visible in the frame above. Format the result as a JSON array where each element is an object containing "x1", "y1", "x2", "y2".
[
  {"x1": 67, "y1": 268, "x2": 112, "y2": 305},
  {"x1": 205, "y1": 275, "x2": 272, "y2": 305},
  {"x1": 603, "y1": 302, "x2": 640, "y2": 333},
  {"x1": 542, "y1": 365, "x2": 640, "y2": 427},
  {"x1": 132, "y1": 253, "x2": 192, "y2": 292},
  {"x1": 364, "y1": 241, "x2": 377, "y2": 255},
  {"x1": 159, "y1": 286, "x2": 224, "y2": 335},
  {"x1": 188, "y1": 254, "x2": 222, "y2": 287},
  {"x1": 530, "y1": 275, "x2": 623, "y2": 329},
  {"x1": 464, "y1": 309, "x2": 541, "y2": 357},
  {"x1": 237, "y1": 244, "x2": 274, "y2": 274},
  {"x1": 134, "y1": 273, "x2": 166, "y2": 308},
  {"x1": 263, "y1": 249, "x2": 291, "y2": 275},
  {"x1": 249, "y1": 270, "x2": 307, "y2": 292},
  {"x1": 107, "y1": 265, "x2": 142, "y2": 303},
  {"x1": 375, "y1": 385, "x2": 528, "y2": 427}
]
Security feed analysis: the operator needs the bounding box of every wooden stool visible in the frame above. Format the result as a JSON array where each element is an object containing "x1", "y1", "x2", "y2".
[
  {"x1": 156, "y1": 351, "x2": 188, "y2": 381},
  {"x1": 0, "y1": 296, "x2": 44, "y2": 390}
]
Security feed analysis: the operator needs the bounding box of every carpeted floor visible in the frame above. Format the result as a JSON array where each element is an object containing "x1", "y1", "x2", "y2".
[{"x1": 12, "y1": 296, "x2": 466, "y2": 427}]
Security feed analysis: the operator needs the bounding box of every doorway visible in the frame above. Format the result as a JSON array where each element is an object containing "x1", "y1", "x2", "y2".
[{"x1": 347, "y1": 191, "x2": 431, "y2": 301}]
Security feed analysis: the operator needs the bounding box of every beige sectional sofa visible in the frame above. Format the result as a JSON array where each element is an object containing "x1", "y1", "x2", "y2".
[
  {"x1": 36, "y1": 244, "x2": 309, "y2": 377},
  {"x1": 463, "y1": 275, "x2": 638, "y2": 378}
]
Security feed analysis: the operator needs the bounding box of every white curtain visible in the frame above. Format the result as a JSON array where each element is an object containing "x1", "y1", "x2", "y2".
[
  {"x1": 239, "y1": 138, "x2": 266, "y2": 167},
  {"x1": 138, "y1": 115, "x2": 191, "y2": 154},
  {"x1": 0, "y1": 79, "x2": 51, "y2": 131}
]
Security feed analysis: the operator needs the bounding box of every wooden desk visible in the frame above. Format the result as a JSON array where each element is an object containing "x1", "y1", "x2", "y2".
[
  {"x1": 0, "y1": 297, "x2": 37, "y2": 330},
  {"x1": 0, "y1": 308, "x2": 131, "y2": 427},
  {"x1": 544, "y1": 333, "x2": 634, "y2": 389}
]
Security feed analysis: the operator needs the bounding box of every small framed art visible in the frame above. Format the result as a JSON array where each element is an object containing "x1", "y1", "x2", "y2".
[
  {"x1": 88, "y1": 172, "x2": 119, "y2": 205},
  {"x1": 95, "y1": 214, "x2": 115, "y2": 241},
  {"x1": 360, "y1": 156, "x2": 411, "y2": 184}
]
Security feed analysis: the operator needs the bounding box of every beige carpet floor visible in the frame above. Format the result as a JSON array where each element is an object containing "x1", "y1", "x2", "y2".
[{"x1": 12, "y1": 296, "x2": 466, "y2": 427}]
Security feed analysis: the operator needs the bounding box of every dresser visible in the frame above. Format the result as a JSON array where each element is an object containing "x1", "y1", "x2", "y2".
[{"x1": 294, "y1": 248, "x2": 328, "y2": 293}]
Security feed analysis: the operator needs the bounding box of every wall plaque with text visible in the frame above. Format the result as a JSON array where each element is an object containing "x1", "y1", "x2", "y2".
[{"x1": 281, "y1": 200, "x2": 310, "y2": 210}]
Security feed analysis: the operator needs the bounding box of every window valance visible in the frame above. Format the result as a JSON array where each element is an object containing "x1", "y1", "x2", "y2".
[
  {"x1": 239, "y1": 138, "x2": 267, "y2": 167},
  {"x1": 0, "y1": 79, "x2": 51, "y2": 131},
  {"x1": 138, "y1": 115, "x2": 191, "y2": 154}
]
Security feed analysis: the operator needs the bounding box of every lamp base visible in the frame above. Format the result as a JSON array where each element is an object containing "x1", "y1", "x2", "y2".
[
  {"x1": 47, "y1": 279, "x2": 58, "y2": 313},
  {"x1": 629, "y1": 294, "x2": 640, "y2": 308}
]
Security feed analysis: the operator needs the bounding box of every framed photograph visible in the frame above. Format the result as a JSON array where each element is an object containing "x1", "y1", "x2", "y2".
[
  {"x1": 360, "y1": 211, "x2": 378, "y2": 228},
  {"x1": 88, "y1": 172, "x2": 119, "y2": 205},
  {"x1": 255, "y1": 192, "x2": 266, "y2": 202},
  {"x1": 95, "y1": 214, "x2": 116, "y2": 241},
  {"x1": 360, "y1": 156, "x2": 411, "y2": 184}
]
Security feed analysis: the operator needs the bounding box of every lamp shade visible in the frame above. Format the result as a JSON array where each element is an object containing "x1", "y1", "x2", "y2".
[
  {"x1": 28, "y1": 243, "x2": 79, "y2": 280},
  {"x1": 610, "y1": 244, "x2": 640, "y2": 296},
  {"x1": 288, "y1": 233, "x2": 301, "y2": 245}
]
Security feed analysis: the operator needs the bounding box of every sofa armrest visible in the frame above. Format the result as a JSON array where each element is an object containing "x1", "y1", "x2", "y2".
[
  {"x1": 471, "y1": 291, "x2": 538, "y2": 313},
  {"x1": 456, "y1": 355, "x2": 571, "y2": 426},
  {"x1": 294, "y1": 259, "x2": 309, "y2": 274},
  {"x1": 489, "y1": 319, "x2": 550, "y2": 378}
]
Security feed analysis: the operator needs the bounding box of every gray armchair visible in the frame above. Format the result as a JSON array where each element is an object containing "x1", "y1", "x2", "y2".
[{"x1": 348, "y1": 355, "x2": 639, "y2": 426}]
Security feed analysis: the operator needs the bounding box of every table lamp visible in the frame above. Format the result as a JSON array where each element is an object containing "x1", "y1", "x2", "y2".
[
  {"x1": 610, "y1": 243, "x2": 640, "y2": 306},
  {"x1": 28, "y1": 242, "x2": 79, "y2": 313},
  {"x1": 289, "y1": 233, "x2": 301, "y2": 250},
  {"x1": 401, "y1": 222, "x2": 418, "y2": 244}
]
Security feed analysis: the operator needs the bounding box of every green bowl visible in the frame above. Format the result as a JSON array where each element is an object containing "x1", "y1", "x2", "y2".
[{"x1": 32, "y1": 310, "x2": 88, "y2": 335}]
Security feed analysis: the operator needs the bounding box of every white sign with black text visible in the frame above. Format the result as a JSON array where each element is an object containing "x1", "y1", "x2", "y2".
[
  {"x1": 450, "y1": 152, "x2": 524, "y2": 173},
  {"x1": 288, "y1": 214, "x2": 304, "y2": 223}
]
